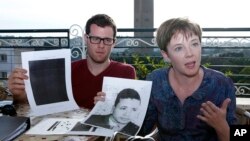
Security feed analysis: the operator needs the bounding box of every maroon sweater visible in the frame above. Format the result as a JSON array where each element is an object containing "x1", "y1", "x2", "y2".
[{"x1": 71, "y1": 59, "x2": 136, "y2": 109}]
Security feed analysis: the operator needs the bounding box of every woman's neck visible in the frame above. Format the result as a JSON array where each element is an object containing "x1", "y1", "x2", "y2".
[
  {"x1": 169, "y1": 67, "x2": 203, "y2": 87},
  {"x1": 169, "y1": 67, "x2": 204, "y2": 103}
]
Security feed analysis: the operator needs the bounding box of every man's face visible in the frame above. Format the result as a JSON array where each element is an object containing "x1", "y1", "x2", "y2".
[
  {"x1": 85, "y1": 24, "x2": 115, "y2": 64},
  {"x1": 112, "y1": 98, "x2": 140, "y2": 124}
]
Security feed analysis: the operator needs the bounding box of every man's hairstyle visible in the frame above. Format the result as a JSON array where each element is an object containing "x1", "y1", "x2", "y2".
[
  {"x1": 156, "y1": 17, "x2": 202, "y2": 52},
  {"x1": 114, "y1": 88, "x2": 141, "y2": 107},
  {"x1": 85, "y1": 14, "x2": 117, "y2": 38}
]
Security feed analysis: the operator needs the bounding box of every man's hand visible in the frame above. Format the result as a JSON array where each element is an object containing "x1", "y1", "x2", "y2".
[
  {"x1": 7, "y1": 68, "x2": 28, "y2": 103},
  {"x1": 94, "y1": 92, "x2": 106, "y2": 104}
]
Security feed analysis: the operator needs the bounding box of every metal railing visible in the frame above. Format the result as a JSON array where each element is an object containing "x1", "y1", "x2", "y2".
[{"x1": 0, "y1": 27, "x2": 250, "y2": 97}]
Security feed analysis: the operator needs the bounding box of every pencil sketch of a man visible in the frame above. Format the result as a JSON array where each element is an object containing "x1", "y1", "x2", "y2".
[{"x1": 85, "y1": 88, "x2": 141, "y2": 136}]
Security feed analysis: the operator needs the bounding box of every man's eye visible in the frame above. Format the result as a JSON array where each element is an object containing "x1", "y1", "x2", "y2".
[
  {"x1": 104, "y1": 38, "x2": 113, "y2": 42},
  {"x1": 119, "y1": 106, "x2": 127, "y2": 110},
  {"x1": 92, "y1": 37, "x2": 100, "y2": 41},
  {"x1": 132, "y1": 108, "x2": 138, "y2": 112}
]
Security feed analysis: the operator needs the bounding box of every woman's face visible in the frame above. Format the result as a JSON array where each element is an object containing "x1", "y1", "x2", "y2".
[
  {"x1": 162, "y1": 32, "x2": 201, "y2": 77},
  {"x1": 112, "y1": 98, "x2": 140, "y2": 124}
]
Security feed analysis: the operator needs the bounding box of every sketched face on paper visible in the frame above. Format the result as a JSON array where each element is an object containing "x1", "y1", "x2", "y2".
[{"x1": 112, "y1": 98, "x2": 140, "y2": 124}]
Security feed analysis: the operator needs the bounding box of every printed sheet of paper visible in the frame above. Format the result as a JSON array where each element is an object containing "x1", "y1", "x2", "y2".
[
  {"x1": 82, "y1": 77, "x2": 152, "y2": 137},
  {"x1": 26, "y1": 118, "x2": 114, "y2": 136},
  {"x1": 26, "y1": 118, "x2": 81, "y2": 135},
  {"x1": 21, "y1": 49, "x2": 79, "y2": 116},
  {"x1": 26, "y1": 77, "x2": 152, "y2": 137}
]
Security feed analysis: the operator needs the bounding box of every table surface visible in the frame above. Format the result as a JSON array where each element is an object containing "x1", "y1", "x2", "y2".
[{"x1": 14, "y1": 104, "x2": 101, "y2": 141}]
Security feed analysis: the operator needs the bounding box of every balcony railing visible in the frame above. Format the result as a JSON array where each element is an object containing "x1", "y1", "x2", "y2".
[{"x1": 0, "y1": 26, "x2": 250, "y2": 97}]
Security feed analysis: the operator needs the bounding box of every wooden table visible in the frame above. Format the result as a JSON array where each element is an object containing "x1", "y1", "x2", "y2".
[{"x1": 14, "y1": 104, "x2": 102, "y2": 141}]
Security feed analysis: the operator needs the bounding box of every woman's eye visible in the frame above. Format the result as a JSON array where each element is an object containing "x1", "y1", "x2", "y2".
[
  {"x1": 174, "y1": 46, "x2": 182, "y2": 52},
  {"x1": 192, "y1": 42, "x2": 200, "y2": 47}
]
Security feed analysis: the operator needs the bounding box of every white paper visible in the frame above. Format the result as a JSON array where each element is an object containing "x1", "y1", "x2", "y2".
[
  {"x1": 82, "y1": 77, "x2": 152, "y2": 137},
  {"x1": 21, "y1": 49, "x2": 79, "y2": 116},
  {"x1": 26, "y1": 77, "x2": 152, "y2": 137},
  {"x1": 26, "y1": 118, "x2": 114, "y2": 136},
  {"x1": 26, "y1": 118, "x2": 81, "y2": 135}
]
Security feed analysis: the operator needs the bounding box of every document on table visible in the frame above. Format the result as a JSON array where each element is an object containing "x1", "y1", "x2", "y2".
[
  {"x1": 26, "y1": 118, "x2": 114, "y2": 136},
  {"x1": 26, "y1": 118, "x2": 81, "y2": 135},
  {"x1": 21, "y1": 49, "x2": 79, "y2": 116}
]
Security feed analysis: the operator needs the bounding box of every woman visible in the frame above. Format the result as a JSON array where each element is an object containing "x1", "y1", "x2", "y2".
[
  {"x1": 138, "y1": 18, "x2": 237, "y2": 141},
  {"x1": 95, "y1": 18, "x2": 237, "y2": 141}
]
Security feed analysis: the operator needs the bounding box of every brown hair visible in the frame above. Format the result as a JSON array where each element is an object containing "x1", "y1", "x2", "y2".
[
  {"x1": 85, "y1": 14, "x2": 117, "y2": 38},
  {"x1": 156, "y1": 17, "x2": 202, "y2": 52}
]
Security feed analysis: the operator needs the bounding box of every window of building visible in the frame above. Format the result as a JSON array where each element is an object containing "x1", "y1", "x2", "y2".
[
  {"x1": 0, "y1": 54, "x2": 7, "y2": 62},
  {"x1": 0, "y1": 72, "x2": 7, "y2": 78}
]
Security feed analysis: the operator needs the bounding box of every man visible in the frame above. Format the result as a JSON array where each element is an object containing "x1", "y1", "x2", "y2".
[
  {"x1": 85, "y1": 88, "x2": 141, "y2": 136},
  {"x1": 7, "y1": 14, "x2": 136, "y2": 109}
]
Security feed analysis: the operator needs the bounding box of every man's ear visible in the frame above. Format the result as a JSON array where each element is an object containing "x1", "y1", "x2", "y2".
[
  {"x1": 84, "y1": 34, "x2": 89, "y2": 54},
  {"x1": 83, "y1": 34, "x2": 88, "y2": 43},
  {"x1": 111, "y1": 38, "x2": 116, "y2": 49},
  {"x1": 160, "y1": 50, "x2": 171, "y2": 63}
]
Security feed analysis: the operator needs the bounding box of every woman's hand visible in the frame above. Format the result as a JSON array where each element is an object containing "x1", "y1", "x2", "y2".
[{"x1": 197, "y1": 98, "x2": 231, "y2": 141}]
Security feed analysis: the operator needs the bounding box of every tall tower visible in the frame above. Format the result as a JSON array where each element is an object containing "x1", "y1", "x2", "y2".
[
  {"x1": 134, "y1": 0, "x2": 154, "y2": 37},
  {"x1": 134, "y1": 0, "x2": 154, "y2": 54}
]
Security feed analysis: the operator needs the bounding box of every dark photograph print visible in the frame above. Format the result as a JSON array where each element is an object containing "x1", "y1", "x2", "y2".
[{"x1": 29, "y1": 58, "x2": 69, "y2": 105}]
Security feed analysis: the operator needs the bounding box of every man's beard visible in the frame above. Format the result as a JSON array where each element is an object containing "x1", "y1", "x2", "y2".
[{"x1": 87, "y1": 53, "x2": 109, "y2": 64}]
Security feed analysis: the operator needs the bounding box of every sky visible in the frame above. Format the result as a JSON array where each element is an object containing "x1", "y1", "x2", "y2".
[{"x1": 1, "y1": 0, "x2": 250, "y2": 29}]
